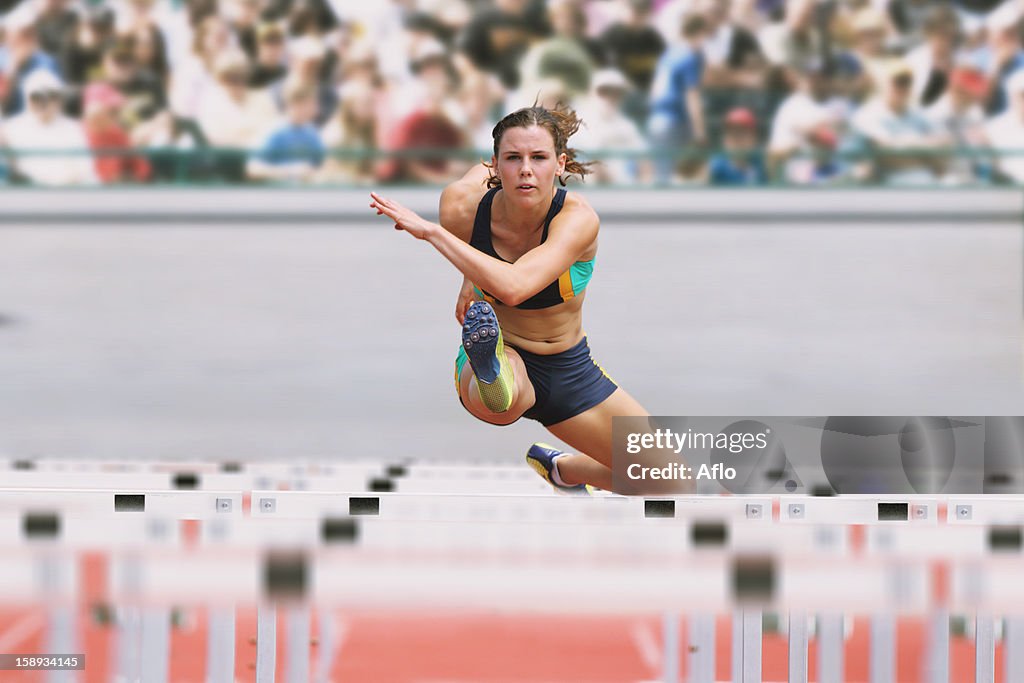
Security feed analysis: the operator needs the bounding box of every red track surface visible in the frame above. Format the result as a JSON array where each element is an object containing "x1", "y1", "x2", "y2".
[{"x1": 0, "y1": 605, "x2": 1007, "y2": 682}]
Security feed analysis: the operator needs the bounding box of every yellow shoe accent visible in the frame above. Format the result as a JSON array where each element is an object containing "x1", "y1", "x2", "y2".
[{"x1": 474, "y1": 333, "x2": 514, "y2": 412}]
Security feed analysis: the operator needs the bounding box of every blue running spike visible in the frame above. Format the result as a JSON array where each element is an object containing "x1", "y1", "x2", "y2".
[{"x1": 525, "y1": 443, "x2": 590, "y2": 495}]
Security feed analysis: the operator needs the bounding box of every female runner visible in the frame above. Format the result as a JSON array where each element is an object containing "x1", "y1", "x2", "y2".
[{"x1": 369, "y1": 104, "x2": 649, "y2": 494}]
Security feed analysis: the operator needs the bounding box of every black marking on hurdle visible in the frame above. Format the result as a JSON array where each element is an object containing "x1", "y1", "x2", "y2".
[
  {"x1": 644, "y1": 500, "x2": 675, "y2": 518},
  {"x1": 386, "y1": 465, "x2": 407, "y2": 478},
  {"x1": 12, "y1": 460, "x2": 35, "y2": 470},
  {"x1": 263, "y1": 551, "x2": 308, "y2": 600},
  {"x1": 369, "y1": 477, "x2": 394, "y2": 493},
  {"x1": 173, "y1": 472, "x2": 199, "y2": 489},
  {"x1": 114, "y1": 494, "x2": 146, "y2": 512},
  {"x1": 23, "y1": 512, "x2": 60, "y2": 539},
  {"x1": 322, "y1": 518, "x2": 359, "y2": 544},
  {"x1": 691, "y1": 521, "x2": 728, "y2": 547},
  {"x1": 91, "y1": 603, "x2": 115, "y2": 626},
  {"x1": 811, "y1": 484, "x2": 836, "y2": 497},
  {"x1": 763, "y1": 612, "x2": 783, "y2": 634},
  {"x1": 764, "y1": 468, "x2": 785, "y2": 480},
  {"x1": 986, "y1": 473, "x2": 1014, "y2": 486},
  {"x1": 877, "y1": 502, "x2": 909, "y2": 521},
  {"x1": 989, "y1": 525, "x2": 1023, "y2": 552},
  {"x1": 732, "y1": 555, "x2": 775, "y2": 603},
  {"x1": 349, "y1": 497, "x2": 380, "y2": 516},
  {"x1": 221, "y1": 462, "x2": 242, "y2": 473}
]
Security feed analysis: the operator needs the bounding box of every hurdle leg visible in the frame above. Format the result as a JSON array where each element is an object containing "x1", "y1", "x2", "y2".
[
  {"x1": 661, "y1": 611, "x2": 679, "y2": 683},
  {"x1": 731, "y1": 609, "x2": 762, "y2": 683},
  {"x1": 688, "y1": 613, "x2": 715, "y2": 683},
  {"x1": 869, "y1": 613, "x2": 895, "y2": 683},
  {"x1": 256, "y1": 603, "x2": 277, "y2": 683},
  {"x1": 975, "y1": 613, "x2": 995, "y2": 683},
  {"x1": 44, "y1": 605, "x2": 75, "y2": 683},
  {"x1": 926, "y1": 611, "x2": 949, "y2": 683},
  {"x1": 286, "y1": 605, "x2": 310, "y2": 683},
  {"x1": 140, "y1": 607, "x2": 170, "y2": 683},
  {"x1": 788, "y1": 611, "x2": 807, "y2": 683},
  {"x1": 315, "y1": 611, "x2": 339, "y2": 683},
  {"x1": 206, "y1": 607, "x2": 236, "y2": 683},
  {"x1": 1005, "y1": 616, "x2": 1024, "y2": 682},
  {"x1": 741, "y1": 609, "x2": 762, "y2": 683},
  {"x1": 817, "y1": 613, "x2": 844, "y2": 683},
  {"x1": 38, "y1": 555, "x2": 75, "y2": 683},
  {"x1": 115, "y1": 607, "x2": 142, "y2": 683}
]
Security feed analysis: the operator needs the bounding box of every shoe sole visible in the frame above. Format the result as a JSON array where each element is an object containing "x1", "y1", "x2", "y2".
[{"x1": 462, "y1": 301, "x2": 502, "y2": 384}]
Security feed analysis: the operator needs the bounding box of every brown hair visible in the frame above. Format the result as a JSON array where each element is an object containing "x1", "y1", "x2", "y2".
[{"x1": 485, "y1": 103, "x2": 594, "y2": 189}]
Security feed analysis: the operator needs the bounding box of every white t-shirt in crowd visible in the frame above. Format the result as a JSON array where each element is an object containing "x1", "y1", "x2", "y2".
[
  {"x1": 3, "y1": 113, "x2": 98, "y2": 186},
  {"x1": 986, "y1": 110, "x2": 1024, "y2": 183},
  {"x1": 197, "y1": 85, "x2": 280, "y2": 148},
  {"x1": 851, "y1": 97, "x2": 937, "y2": 147},
  {"x1": 768, "y1": 92, "x2": 845, "y2": 153},
  {"x1": 574, "y1": 97, "x2": 647, "y2": 184}
]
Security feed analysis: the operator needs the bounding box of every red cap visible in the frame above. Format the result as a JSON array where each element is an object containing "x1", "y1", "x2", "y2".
[
  {"x1": 724, "y1": 107, "x2": 757, "y2": 129},
  {"x1": 949, "y1": 67, "x2": 988, "y2": 98}
]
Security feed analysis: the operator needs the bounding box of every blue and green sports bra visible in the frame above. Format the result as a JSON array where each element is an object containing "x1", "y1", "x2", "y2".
[{"x1": 469, "y1": 187, "x2": 595, "y2": 310}]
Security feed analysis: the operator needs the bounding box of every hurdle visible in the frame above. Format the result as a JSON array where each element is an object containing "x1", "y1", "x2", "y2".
[{"x1": 2, "y1": 477, "x2": 1024, "y2": 682}]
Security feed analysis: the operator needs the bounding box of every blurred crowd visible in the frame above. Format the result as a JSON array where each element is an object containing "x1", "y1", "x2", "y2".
[{"x1": 1, "y1": 0, "x2": 1024, "y2": 186}]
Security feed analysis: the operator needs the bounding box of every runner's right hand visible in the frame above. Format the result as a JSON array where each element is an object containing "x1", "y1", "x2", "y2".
[{"x1": 456, "y1": 277, "x2": 476, "y2": 324}]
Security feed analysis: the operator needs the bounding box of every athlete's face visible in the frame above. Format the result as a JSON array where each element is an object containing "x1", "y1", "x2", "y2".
[{"x1": 492, "y1": 125, "x2": 567, "y2": 201}]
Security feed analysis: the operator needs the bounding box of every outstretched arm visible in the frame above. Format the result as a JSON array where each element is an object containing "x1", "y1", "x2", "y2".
[{"x1": 370, "y1": 191, "x2": 597, "y2": 307}]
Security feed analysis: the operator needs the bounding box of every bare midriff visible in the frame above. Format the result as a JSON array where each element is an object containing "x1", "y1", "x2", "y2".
[{"x1": 495, "y1": 290, "x2": 587, "y2": 355}]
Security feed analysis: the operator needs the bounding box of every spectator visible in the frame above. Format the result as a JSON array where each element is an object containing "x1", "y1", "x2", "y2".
[
  {"x1": 458, "y1": 0, "x2": 533, "y2": 89},
  {"x1": 35, "y1": 0, "x2": 77, "y2": 58},
  {"x1": 698, "y1": 0, "x2": 766, "y2": 90},
  {"x1": 320, "y1": 78, "x2": 379, "y2": 184},
  {"x1": 129, "y1": 23, "x2": 171, "y2": 89},
  {"x1": 574, "y1": 68, "x2": 648, "y2": 184},
  {"x1": 599, "y1": 0, "x2": 665, "y2": 93},
  {"x1": 851, "y1": 61, "x2": 946, "y2": 184},
  {"x1": 517, "y1": 0, "x2": 599, "y2": 101},
  {"x1": 82, "y1": 81, "x2": 151, "y2": 183},
  {"x1": 286, "y1": 0, "x2": 340, "y2": 38},
  {"x1": 786, "y1": 124, "x2": 853, "y2": 185},
  {"x1": 647, "y1": 13, "x2": 710, "y2": 183},
  {"x1": 223, "y1": 0, "x2": 263, "y2": 60},
  {"x1": 276, "y1": 35, "x2": 335, "y2": 125},
  {"x1": 1, "y1": 8, "x2": 61, "y2": 117},
  {"x1": 379, "y1": 41, "x2": 466, "y2": 184},
  {"x1": 985, "y1": 69, "x2": 1024, "y2": 183},
  {"x1": 768, "y1": 60, "x2": 846, "y2": 178},
  {"x1": 101, "y1": 37, "x2": 166, "y2": 127},
  {"x1": 981, "y1": 3, "x2": 1024, "y2": 115},
  {"x1": 246, "y1": 78, "x2": 324, "y2": 182},
  {"x1": 847, "y1": 7, "x2": 902, "y2": 93},
  {"x1": 58, "y1": 5, "x2": 115, "y2": 89},
  {"x1": 887, "y1": 0, "x2": 941, "y2": 48},
  {"x1": 169, "y1": 13, "x2": 232, "y2": 118},
  {"x1": 905, "y1": 5, "x2": 960, "y2": 107},
  {"x1": 706, "y1": 106, "x2": 766, "y2": 185},
  {"x1": 250, "y1": 22, "x2": 288, "y2": 88},
  {"x1": 197, "y1": 49, "x2": 278, "y2": 179},
  {"x1": 756, "y1": 0, "x2": 822, "y2": 70},
  {"x1": 927, "y1": 66, "x2": 989, "y2": 184},
  {"x1": 452, "y1": 54, "x2": 504, "y2": 151},
  {"x1": 3, "y1": 69, "x2": 96, "y2": 185}
]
